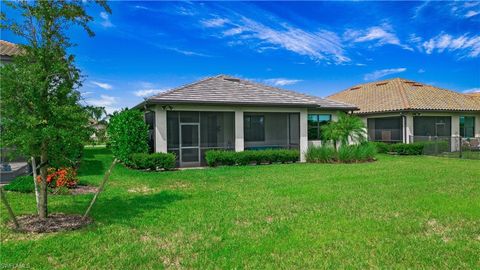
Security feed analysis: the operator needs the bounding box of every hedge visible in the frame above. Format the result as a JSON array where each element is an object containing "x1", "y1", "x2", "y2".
[
  {"x1": 205, "y1": 149, "x2": 299, "y2": 167},
  {"x1": 129, "y1": 152, "x2": 176, "y2": 171},
  {"x1": 390, "y1": 143, "x2": 425, "y2": 155},
  {"x1": 3, "y1": 175, "x2": 35, "y2": 193}
]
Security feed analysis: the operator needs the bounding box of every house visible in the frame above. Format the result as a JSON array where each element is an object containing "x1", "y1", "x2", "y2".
[
  {"x1": 0, "y1": 40, "x2": 30, "y2": 183},
  {"x1": 328, "y1": 78, "x2": 480, "y2": 146},
  {"x1": 135, "y1": 75, "x2": 357, "y2": 167},
  {"x1": 0, "y1": 40, "x2": 21, "y2": 65}
]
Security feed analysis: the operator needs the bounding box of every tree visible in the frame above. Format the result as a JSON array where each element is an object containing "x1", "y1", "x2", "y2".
[
  {"x1": 108, "y1": 109, "x2": 149, "y2": 164},
  {"x1": 86, "y1": 106, "x2": 108, "y2": 145},
  {"x1": 0, "y1": 0, "x2": 111, "y2": 219},
  {"x1": 321, "y1": 112, "x2": 366, "y2": 149}
]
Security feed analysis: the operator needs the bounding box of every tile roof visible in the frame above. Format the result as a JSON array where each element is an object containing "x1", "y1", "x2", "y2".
[
  {"x1": 142, "y1": 75, "x2": 357, "y2": 109},
  {"x1": 0, "y1": 40, "x2": 22, "y2": 56},
  {"x1": 328, "y1": 78, "x2": 480, "y2": 114}
]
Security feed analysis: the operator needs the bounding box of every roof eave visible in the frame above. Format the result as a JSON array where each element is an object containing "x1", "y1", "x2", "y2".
[{"x1": 135, "y1": 99, "x2": 358, "y2": 111}]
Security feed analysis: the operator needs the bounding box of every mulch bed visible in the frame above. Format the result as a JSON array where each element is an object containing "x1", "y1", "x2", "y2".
[{"x1": 10, "y1": 213, "x2": 92, "y2": 233}]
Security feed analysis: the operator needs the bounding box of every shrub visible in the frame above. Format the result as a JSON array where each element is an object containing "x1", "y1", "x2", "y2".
[
  {"x1": 205, "y1": 149, "x2": 299, "y2": 167},
  {"x1": 129, "y1": 152, "x2": 176, "y2": 171},
  {"x1": 354, "y1": 142, "x2": 377, "y2": 161},
  {"x1": 338, "y1": 145, "x2": 357, "y2": 163},
  {"x1": 390, "y1": 143, "x2": 424, "y2": 155},
  {"x1": 4, "y1": 175, "x2": 35, "y2": 193},
  {"x1": 372, "y1": 142, "x2": 391, "y2": 154},
  {"x1": 307, "y1": 142, "x2": 376, "y2": 163},
  {"x1": 5, "y1": 167, "x2": 78, "y2": 193},
  {"x1": 37, "y1": 167, "x2": 78, "y2": 188},
  {"x1": 108, "y1": 109, "x2": 149, "y2": 164},
  {"x1": 305, "y1": 145, "x2": 336, "y2": 163}
]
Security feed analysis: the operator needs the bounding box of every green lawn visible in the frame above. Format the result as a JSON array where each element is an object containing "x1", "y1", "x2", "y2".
[{"x1": 1, "y1": 148, "x2": 479, "y2": 269}]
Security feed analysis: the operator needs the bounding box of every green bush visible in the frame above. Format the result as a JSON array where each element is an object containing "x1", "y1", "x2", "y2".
[
  {"x1": 390, "y1": 143, "x2": 424, "y2": 155},
  {"x1": 307, "y1": 142, "x2": 376, "y2": 163},
  {"x1": 108, "y1": 109, "x2": 149, "y2": 164},
  {"x1": 129, "y1": 152, "x2": 176, "y2": 171},
  {"x1": 205, "y1": 149, "x2": 299, "y2": 167},
  {"x1": 338, "y1": 145, "x2": 357, "y2": 163},
  {"x1": 3, "y1": 175, "x2": 34, "y2": 193},
  {"x1": 305, "y1": 145, "x2": 336, "y2": 163},
  {"x1": 372, "y1": 142, "x2": 391, "y2": 154}
]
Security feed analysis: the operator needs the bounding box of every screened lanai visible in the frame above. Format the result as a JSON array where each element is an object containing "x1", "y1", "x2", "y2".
[
  {"x1": 166, "y1": 111, "x2": 235, "y2": 167},
  {"x1": 243, "y1": 112, "x2": 300, "y2": 150}
]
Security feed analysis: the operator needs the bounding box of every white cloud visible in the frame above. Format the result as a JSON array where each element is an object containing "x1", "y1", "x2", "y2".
[
  {"x1": 264, "y1": 78, "x2": 302, "y2": 86},
  {"x1": 134, "y1": 89, "x2": 166, "y2": 97},
  {"x1": 100, "y1": 12, "x2": 114, "y2": 28},
  {"x1": 201, "y1": 18, "x2": 230, "y2": 28},
  {"x1": 463, "y1": 88, "x2": 480, "y2": 93},
  {"x1": 465, "y1": 10, "x2": 479, "y2": 18},
  {"x1": 364, "y1": 68, "x2": 407, "y2": 81},
  {"x1": 85, "y1": 95, "x2": 119, "y2": 114},
  {"x1": 344, "y1": 24, "x2": 412, "y2": 51},
  {"x1": 199, "y1": 15, "x2": 349, "y2": 64},
  {"x1": 91, "y1": 81, "x2": 113, "y2": 90},
  {"x1": 418, "y1": 68, "x2": 426, "y2": 73},
  {"x1": 421, "y1": 33, "x2": 480, "y2": 58},
  {"x1": 167, "y1": 47, "x2": 211, "y2": 57}
]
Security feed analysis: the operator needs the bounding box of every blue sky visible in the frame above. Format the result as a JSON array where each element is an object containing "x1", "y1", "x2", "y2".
[{"x1": 2, "y1": 1, "x2": 480, "y2": 113}]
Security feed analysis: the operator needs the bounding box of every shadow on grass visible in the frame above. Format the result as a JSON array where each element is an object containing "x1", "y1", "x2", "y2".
[
  {"x1": 77, "y1": 159, "x2": 105, "y2": 177},
  {"x1": 78, "y1": 191, "x2": 186, "y2": 226},
  {"x1": 83, "y1": 147, "x2": 111, "y2": 159}
]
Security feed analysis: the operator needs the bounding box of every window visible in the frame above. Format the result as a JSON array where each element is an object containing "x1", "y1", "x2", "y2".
[
  {"x1": 460, "y1": 116, "x2": 475, "y2": 138},
  {"x1": 308, "y1": 114, "x2": 331, "y2": 140},
  {"x1": 244, "y1": 115, "x2": 265, "y2": 141}
]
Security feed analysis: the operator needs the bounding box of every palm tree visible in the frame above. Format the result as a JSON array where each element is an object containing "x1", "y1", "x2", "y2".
[{"x1": 321, "y1": 112, "x2": 366, "y2": 149}]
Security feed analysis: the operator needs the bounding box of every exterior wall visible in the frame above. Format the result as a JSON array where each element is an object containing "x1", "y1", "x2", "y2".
[
  {"x1": 154, "y1": 107, "x2": 167, "y2": 153},
  {"x1": 152, "y1": 104, "x2": 345, "y2": 164}
]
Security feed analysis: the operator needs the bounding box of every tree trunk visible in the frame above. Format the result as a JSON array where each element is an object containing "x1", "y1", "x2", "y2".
[
  {"x1": 83, "y1": 158, "x2": 117, "y2": 220},
  {"x1": 38, "y1": 146, "x2": 48, "y2": 219},
  {"x1": 31, "y1": 157, "x2": 41, "y2": 211},
  {"x1": 0, "y1": 188, "x2": 20, "y2": 230}
]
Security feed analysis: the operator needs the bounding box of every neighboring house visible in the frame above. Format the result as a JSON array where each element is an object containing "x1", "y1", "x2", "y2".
[
  {"x1": 0, "y1": 40, "x2": 21, "y2": 65},
  {"x1": 135, "y1": 75, "x2": 357, "y2": 167},
  {"x1": 0, "y1": 40, "x2": 30, "y2": 183},
  {"x1": 328, "y1": 78, "x2": 480, "y2": 146}
]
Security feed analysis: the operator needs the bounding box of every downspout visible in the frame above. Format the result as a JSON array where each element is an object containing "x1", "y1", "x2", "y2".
[{"x1": 402, "y1": 114, "x2": 407, "y2": 143}]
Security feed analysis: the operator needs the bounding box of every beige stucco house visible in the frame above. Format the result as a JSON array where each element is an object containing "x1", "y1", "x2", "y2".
[
  {"x1": 328, "y1": 78, "x2": 480, "y2": 146},
  {"x1": 135, "y1": 75, "x2": 357, "y2": 167}
]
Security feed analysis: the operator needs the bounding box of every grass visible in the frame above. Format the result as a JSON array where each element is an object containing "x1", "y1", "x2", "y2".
[{"x1": 1, "y1": 147, "x2": 479, "y2": 269}]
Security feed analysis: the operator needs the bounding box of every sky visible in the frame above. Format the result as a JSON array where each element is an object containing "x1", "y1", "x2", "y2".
[{"x1": 2, "y1": 1, "x2": 480, "y2": 113}]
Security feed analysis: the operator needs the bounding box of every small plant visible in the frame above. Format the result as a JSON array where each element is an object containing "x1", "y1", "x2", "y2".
[{"x1": 129, "y1": 152, "x2": 176, "y2": 171}]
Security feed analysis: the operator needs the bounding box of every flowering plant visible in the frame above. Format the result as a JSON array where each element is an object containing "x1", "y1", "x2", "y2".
[{"x1": 37, "y1": 167, "x2": 78, "y2": 188}]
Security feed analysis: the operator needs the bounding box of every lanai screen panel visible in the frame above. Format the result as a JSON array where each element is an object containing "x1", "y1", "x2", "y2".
[
  {"x1": 244, "y1": 112, "x2": 300, "y2": 150},
  {"x1": 367, "y1": 117, "x2": 403, "y2": 143}
]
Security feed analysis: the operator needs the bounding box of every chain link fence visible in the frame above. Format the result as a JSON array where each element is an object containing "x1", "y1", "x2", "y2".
[{"x1": 410, "y1": 136, "x2": 480, "y2": 160}]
